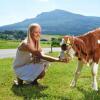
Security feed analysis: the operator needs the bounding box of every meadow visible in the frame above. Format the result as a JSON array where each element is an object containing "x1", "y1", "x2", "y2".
[
  {"x1": 0, "y1": 52, "x2": 100, "y2": 100},
  {"x1": 0, "y1": 40, "x2": 50, "y2": 49},
  {"x1": 0, "y1": 34, "x2": 61, "y2": 49}
]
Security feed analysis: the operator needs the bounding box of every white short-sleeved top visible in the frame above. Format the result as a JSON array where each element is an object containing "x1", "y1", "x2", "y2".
[{"x1": 13, "y1": 49, "x2": 33, "y2": 68}]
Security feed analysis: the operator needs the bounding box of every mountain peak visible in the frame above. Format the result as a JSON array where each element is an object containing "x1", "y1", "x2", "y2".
[
  {"x1": 51, "y1": 9, "x2": 67, "y2": 12},
  {"x1": 51, "y1": 9, "x2": 72, "y2": 13},
  {"x1": 37, "y1": 9, "x2": 72, "y2": 15},
  {"x1": 36, "y1": 9, "x2": 84, "y2": 19}
]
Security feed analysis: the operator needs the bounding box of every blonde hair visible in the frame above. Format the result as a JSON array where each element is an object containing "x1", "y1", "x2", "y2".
[
  {"x1": 19, "y1": 23, "x2": 41, "y2": 50},
  {"x1": 22, "y1": 23, "x2": 41, "y2": 43},
  {"x1": 27, "y1": 23, "x2": 41, "y2": 42}
]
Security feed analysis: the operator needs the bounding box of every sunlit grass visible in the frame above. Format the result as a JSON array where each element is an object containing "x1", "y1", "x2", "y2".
[
  {"x1": 0, "y1": 40, "x2": 50, "y2": 49},
  {"x1": 0, "y1": 52, "x2": 100, "y2": 100}
]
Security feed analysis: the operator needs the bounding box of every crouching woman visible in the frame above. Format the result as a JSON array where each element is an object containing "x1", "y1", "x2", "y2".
[{"x1": 13, "y1": 23, "x2": 61, "y2": 86}]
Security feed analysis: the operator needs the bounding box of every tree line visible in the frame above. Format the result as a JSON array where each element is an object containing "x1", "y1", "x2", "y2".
[{"x1": 0, "y1": 30, "x2": 26, "y2": 40}]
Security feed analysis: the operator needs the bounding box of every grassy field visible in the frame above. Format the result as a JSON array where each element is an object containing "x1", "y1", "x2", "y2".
[
  {"x1": 0, "y1": 40, "x2": 20, "y2": 49},
  {"x1": 0, "y1": 40, "x2": 51, "y2": 49},
  {"x1": 0, "y1": 52, "x2": 100, "y2": 100},
  {"x1": 41, "y1": 34, "x2": 62, "y2": 40},
  {"x1": 0, "y1": 35, "x2": 61, "y2": 49}
]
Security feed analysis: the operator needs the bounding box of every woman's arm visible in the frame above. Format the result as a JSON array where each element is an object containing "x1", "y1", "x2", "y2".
[
  {"x1": 40, "y1": 53, "x2": 60, "y2": 62},
  {"x1": 18, "y1": 43, "x2": 69, "y2": 63},
  {"x1": 41, "y1": 52, "x2": 70, "y2": 63}
]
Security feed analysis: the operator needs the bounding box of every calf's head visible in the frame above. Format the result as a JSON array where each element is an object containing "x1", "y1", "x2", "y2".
[
  {"x1": 59, "y1": 36, "x2": 76, "y2": 61},
  {"x1": 59, "y1": 36, "x2": 88, "y2": 63}
]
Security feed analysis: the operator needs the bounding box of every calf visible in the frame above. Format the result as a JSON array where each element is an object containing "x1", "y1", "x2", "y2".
[{"x1": 59, "y1": 28, "x2": 100, "y2": 91}]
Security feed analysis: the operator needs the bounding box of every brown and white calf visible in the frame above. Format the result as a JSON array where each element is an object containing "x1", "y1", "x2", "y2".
[{"x1": 59, "y1": 28, "x2": 100, "y2": 91}]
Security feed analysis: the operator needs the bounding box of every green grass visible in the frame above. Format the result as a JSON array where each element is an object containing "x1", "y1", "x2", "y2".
[
  {"x1": 0, "y1": 40, "x2": 50, "y2": 49},
  {"x1": 0, "y1": 40, "x2": 20, "y2": 49},
  {"x1": 0, "y1": 35, "x2": 61, "y2": 49},
  {"x1": 0, "y1": 52, "x2": 100, "y2": 100},
  {"x1": 41, "y1": 34, "x2": 62, "y2": 40},
  {"x1": 40, "y1": 41, "x2": 51, "y2": 48}
]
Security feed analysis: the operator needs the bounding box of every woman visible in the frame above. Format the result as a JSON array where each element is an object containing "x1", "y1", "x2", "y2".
[{"x1": 13, "y1": 23, "x2": 62, "y2": 86}]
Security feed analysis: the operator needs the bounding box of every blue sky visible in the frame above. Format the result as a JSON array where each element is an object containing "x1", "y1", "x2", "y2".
[{"x1": 0, "y1": 0, "x2": 100, "y2": 26}]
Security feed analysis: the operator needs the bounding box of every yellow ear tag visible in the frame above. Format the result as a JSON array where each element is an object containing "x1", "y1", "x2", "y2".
[{"x1": 66, "y1": 38, "x2": 71, "y2": 45}]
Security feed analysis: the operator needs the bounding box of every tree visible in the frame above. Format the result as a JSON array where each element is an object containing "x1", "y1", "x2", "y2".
[{"x1": 50, "y1": 37, "x2": 61, "y2": 52}]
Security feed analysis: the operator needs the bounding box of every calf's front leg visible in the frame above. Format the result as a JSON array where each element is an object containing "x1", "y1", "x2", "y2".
[
  {"x1": 91, "y1": 62, "x2": 98, "y2": 91},
  {"x1": 70, "y1": 60, "x2": 84, "y2": 87}
]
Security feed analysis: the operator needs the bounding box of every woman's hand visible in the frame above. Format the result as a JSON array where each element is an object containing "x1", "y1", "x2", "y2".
[{"x1": 59, "y1": 58, "x2": 70, "y2": 63}]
